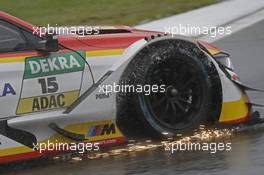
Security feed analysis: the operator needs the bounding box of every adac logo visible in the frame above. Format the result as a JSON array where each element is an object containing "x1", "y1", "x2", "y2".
[
  {"x1": 0, "y1": 83, "x2": 16, "y2": 97},
  {"x1": 87, "y1": 123, "x2": 116, "y2": 137}
]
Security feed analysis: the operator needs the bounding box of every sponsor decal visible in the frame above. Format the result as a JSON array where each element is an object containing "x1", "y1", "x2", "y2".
[
  {"x1": 24, "y1": 51, "x2": 85, "y2": 79},
  {"x1": 17, "y1": 91, "x2": 79, "y2": 114},
  {"x1": 0, "y1": 121, "x2": 124, "y2": 158},
  {"x1": 16, "y1": 51, "x2": 85, "y2": 114},
  {"x1": 96, "y1": 86, "x2": 112, "y2": 99},
  {"x1": 87, "y1": 123, "x2": 116, "y2": 137},
  {"x1": 95, "y1": 92, "x2": 112, "y2": 100},
  {"x1": 0, "y1": 83, "x2": 16, "y2": 97}
]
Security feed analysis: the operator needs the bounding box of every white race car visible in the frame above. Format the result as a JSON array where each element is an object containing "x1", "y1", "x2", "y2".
[{"x1": 0, "y1": 11, "x2": 261, "y2": 163}]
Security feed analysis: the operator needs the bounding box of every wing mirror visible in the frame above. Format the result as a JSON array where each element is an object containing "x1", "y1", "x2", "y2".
[{"x1": 36, "y1": 33, "x2": 59, "y2": 52}]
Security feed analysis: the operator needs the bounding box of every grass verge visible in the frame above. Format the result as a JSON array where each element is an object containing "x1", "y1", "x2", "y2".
[{"x1": 1, "y1": 0, "x2": 217, "y2": 26}]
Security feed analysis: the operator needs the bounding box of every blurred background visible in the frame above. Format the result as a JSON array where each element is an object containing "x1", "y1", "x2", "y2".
[{"x1": 0, "y1": 0, "x2": 216, "y2": 26}]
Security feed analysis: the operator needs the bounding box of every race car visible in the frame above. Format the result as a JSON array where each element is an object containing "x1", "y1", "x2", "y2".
[{"x1": 0, "y1": 11, "x2": 261, "y2": 164}]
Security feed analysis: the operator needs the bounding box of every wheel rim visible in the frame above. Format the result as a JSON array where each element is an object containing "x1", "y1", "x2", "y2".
[{"x1": 142, "y1": 57, "x2": 205, "y2": 130}]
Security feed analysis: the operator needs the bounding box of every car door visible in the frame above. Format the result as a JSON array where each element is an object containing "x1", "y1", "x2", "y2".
[
  {"x1": 0, "y1": 19, "x2": 31, "y2": 118},
  {"x1": 0, "y1": 20, "x2": 88, "y2": 118}
]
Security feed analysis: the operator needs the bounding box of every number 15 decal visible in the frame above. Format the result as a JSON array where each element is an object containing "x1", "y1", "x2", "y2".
[
  {"x1": 17, "y1": 51, "x2": 85, "y2": 114},
  {"x1": 38, "y1": 77, "x2": 59, "y2": 94}
]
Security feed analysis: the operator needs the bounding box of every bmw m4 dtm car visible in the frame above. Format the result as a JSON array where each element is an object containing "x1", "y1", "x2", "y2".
[{"x1": 0, "y1": 11, "x2": 262, "y2": 164}]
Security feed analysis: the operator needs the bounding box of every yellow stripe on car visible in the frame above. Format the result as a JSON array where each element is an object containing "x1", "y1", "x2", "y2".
[
  {"x1": 0, "y1": 49, "x2": 125, "y2": 64},
  {"x1": 86, "y1": 49, "x2": 125, "y2": 57},
  {"x1": 207, "y1": 48, "x2": 221, "y2": 55},
  {"x1": 219, "y1": 94, "x2": 249, "y2": 122},
  {"x1": 0, "y1": 146, "x2": 33, "y2": 157},
  {"x1": 0, "y1": 56, "x2": 26, "y2": 63}
]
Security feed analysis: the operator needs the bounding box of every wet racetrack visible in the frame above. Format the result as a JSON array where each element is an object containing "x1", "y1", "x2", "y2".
[{"x1": 1, "y1": 20, "x2": 264, "y2": 175}]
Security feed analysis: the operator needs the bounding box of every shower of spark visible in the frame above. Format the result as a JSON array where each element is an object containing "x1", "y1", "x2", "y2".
[{"x1": 52, "y1": 126, "x2": 235, "y2": 162}]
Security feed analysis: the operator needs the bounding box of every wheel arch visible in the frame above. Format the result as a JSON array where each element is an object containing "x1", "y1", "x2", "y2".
[{"x1": 115, "y1": 36, "x2": 223, "y2": 138}]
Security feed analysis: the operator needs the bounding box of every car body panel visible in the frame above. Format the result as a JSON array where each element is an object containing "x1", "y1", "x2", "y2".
[{"x1": 198, "y1": 41, "x2": 250, "y2": 123}]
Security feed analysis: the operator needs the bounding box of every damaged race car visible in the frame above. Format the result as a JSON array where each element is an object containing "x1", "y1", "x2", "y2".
[{"x1": 0, "y1": 11, "x2": 262, "y2": 164}]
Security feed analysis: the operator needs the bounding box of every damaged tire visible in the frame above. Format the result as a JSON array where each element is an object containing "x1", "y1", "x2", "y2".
[{"x1": 117, "y1": 38, "x2": 221, "y2": 139}]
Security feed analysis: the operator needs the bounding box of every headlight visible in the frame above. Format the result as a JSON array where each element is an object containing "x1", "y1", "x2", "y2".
[{"x1": 214, "y1": 53, "x2": 234, "y2": 70}]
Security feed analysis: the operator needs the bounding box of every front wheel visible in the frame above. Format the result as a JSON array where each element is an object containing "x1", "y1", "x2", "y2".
[{"x1": 117, "y1": 38, "x2": 221, "y2": 138}]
